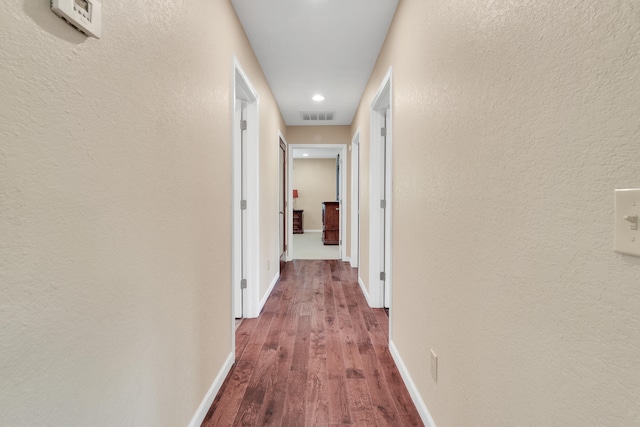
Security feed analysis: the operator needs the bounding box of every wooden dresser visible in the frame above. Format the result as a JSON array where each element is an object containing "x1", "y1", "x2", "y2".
[
  {"x1": 322, "y1": 202, "x2": 339, "y2": 245},
  {"x1": 293, "y1": 210, "x2": 304, "y2": 234}
]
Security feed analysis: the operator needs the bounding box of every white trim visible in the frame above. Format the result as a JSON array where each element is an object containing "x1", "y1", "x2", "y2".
[
  {"x1": 339, "y1": 146, "x2": 348, "y2": 263},
  {"x1": 259, "y1": 271, "x2": 280, "y2": 314},
  {"x1": 286, "y1": 143, "x2": 293, "y2": 261},
  {"x1": 187, "y1": 351, "x2": 234, "y2": 427},
  {"x1": 389, "y1": 340, "x2": 437, "y2": 427},
  {"x1": 278, "y1": 130, "x2": 289, "y2": 265},
  {"x1": 350, "y1": 130, "x2": 360, "y2": 268},
  {"x1": 288, "y1": 144, "x2": 348, "y2": 262},
  {"x1": 232, "y1": 97, "x2": 242, "y2": 320},
  {"x1": 358, "y1": 276, "x2": 371, "y2": 307},
  {"x1": 368, "y1": 67, "x2": 393, "y2": 309},
  {"x1": 278, "y1": 131, "x2": 286, "y2": 147},
  {"x1": 233, "y1": 57, "x2": 261, "y2": 319}
]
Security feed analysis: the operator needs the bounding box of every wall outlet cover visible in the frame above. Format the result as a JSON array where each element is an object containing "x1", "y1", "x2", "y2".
[{"x1": 614, "y1": 189, "x2": 640, "y2": 257}]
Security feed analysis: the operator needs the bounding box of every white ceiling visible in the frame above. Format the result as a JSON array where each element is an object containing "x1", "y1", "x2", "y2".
[{"x1": 231, "y1": 0, "x2": 399, "y2": 126}]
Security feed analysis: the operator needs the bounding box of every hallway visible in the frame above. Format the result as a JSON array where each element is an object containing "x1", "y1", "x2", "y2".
[
  {"x1": 292, "y1": 232, "x2": 341, "y2": 260},
  {"x1": 202, "y1": 260, "x2": 422, "y2": 426},
  {"x1": 4, "y1": 0, "x2": 640, "y2": 425}
]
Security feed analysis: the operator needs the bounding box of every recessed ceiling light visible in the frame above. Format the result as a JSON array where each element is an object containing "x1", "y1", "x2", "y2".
[
  {"x1": 302, "y1": 153, "x2": 309, "y2": 157},
  {"x1": 312, "y1": 94, "x2": 325, "y2": 102}
]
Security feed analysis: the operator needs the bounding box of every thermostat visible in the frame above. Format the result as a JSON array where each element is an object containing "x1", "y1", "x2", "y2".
[{"x1": 51, "y1": 0, "x2": 102, "y2": 39}]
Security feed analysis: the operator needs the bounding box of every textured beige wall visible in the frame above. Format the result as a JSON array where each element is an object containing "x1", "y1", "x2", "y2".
[
  {"x1": 258, "y1": 93, "x2": 287, "y2": 301},
  {"x1": 293, "y1": 159, "x2": 337, "y2": 231},
  {"x1": 351, "y1": 122, "x2": 371, "y2": 291},
  {"x1": 0, "y1": 0, "x2": 283, "y2": 425},
  {"x1": 287, "y1": 126, "x2": 351, "y2": 146},
  {"x1": 286, "y1": 126, "x2": 352, "y2": 256},
  {"x1": 353, "y1": 0, "x2": 640, "y2": 425}
]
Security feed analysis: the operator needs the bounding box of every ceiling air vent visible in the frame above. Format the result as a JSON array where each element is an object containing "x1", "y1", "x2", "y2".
[{"x1": 301, "y1": 111, "x2": 335, "y2": 121}]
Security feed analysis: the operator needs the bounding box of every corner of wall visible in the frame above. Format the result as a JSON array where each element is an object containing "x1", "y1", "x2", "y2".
[
  {"x1": 187, "y1": 352, "x2": 235, "y2": 427},
  {"x1": 257, "y1": 271, "x2": 280, "y2": 316},
  {"x1": 389, "y1": 340, "x2": 437, "y2": 427}
]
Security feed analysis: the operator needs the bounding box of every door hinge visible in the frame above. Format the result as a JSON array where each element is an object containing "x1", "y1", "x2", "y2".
[
  {"x1": 240, "y1": 120, "x2": 247, "y2": 131},
  {"x1": 241, "y1": 200, "x2": 247, "y2": 210},
  {"x1": 381, "y1": 127, "x2": 387, "y2": 137},
  {"x1": 241, "y1": 279, "x2": 247, "y2": 289},
  {"x1": 380, "y1": 272, "x2": 386, "y2": 281},
  {"x1": 380, "y1": 199, "x2": 386, "y2": 209}
]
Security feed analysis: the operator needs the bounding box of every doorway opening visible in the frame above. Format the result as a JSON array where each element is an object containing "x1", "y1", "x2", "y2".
[
  {"x1": 287, "y1": 144, "x2": 347, "y2": 261},
  {"x1": 233, "y1": 59, "x2": 260, "y2": 322},
  {"x1": 369, "y1": 68, "x2": 393, "y2": 311},
  {"x1": 350, "y1": 130, "x2": 360, "y2": 270},
  {"x1": 278, "y1": 135, "x2": 288, "y2": 272}
]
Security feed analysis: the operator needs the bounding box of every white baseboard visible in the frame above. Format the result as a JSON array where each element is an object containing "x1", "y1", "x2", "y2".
[
  {"x1": 188, "y1": 351, "x2": 234, "y2": 427},
  {"x1": 258, "y1": 272, "x2": 280, "y2": 314},
  {"x1": 349, "y1": 259, "x2": 358, "y2": 268},
  {"x1": 389, "y1": 340, "x2": 437, "y2": 427},
  {"x1": 358, "y1": 276, "x2": 371, "y2": 307}
]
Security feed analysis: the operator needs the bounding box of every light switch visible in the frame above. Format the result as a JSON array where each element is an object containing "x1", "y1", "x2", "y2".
[{"x1": 614, "y1": 189, "x2": 640, "y2": 257}]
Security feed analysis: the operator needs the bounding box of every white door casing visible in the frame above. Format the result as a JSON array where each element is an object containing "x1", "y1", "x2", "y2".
[
  {"x1": 351, "y1": 131, "x2": 360, "y2": 268},
  {"x1": 369, "y1": 68, "x2": 393, "y2": 311},
  {"x1": 287, "y1": 144, "x2": 348, "y2": 262},
  {"x1": 233, "y1": 58, "x2": 260, "y2": 320},
  {"x1": 278, "y1": 135, "x2": 288, "y2": 267}
]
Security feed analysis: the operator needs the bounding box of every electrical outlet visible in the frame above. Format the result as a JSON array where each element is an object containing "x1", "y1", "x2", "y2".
[{"x1": 430, "y1": 349, "x2": 438, "y2": 383}]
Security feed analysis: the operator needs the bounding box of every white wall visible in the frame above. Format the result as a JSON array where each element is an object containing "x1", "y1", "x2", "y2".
[
  {"x1": 353, "y1": 0, "x2": 640, "y2": 425},
  {"x1": 0, "y1": 0, "x2": 284, "y2": 425}
]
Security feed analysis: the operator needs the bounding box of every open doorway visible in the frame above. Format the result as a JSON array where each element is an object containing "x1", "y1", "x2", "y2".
[
  {"x1": 350, "y1": 131, "x2": 360, "y2": 269},
  {"x1": 369, "y1": 68, "x2": 393, "y2": 310},
  {"x1": 232, "y1": 59, "x2": 259, "y2": 322},
  {"x1": 278, "y1": 135, "x2": 288, "y2": 272},
  {"x1": 287, "y1": 144, "x2": 347, "y2": 261}
]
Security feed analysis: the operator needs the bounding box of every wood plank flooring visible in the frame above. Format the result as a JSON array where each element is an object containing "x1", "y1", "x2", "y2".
[{"x1": 202, "y1": 260, "x2": 423, "y2": 427}]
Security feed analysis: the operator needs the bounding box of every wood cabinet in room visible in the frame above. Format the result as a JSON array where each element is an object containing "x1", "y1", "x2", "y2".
[
  {"x1": 322, "y1": 202, "x2": 339, "y2": 245},
  {"x1": 293, "y1": 210, "x2": 304, "y2": 234}
]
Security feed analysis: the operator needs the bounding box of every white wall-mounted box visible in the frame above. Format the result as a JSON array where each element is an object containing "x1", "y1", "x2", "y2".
[
  {"x1": 614, "y1": 189, "x2": 640, "y2": 257},
  {"x1": 51, "y1": 0, "x2": 102, "y2": 39}
]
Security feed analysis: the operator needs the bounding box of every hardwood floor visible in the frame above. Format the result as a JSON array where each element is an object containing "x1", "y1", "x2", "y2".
[{"x1": 202, "y1": 260, "x2": 423, "y2": 427}]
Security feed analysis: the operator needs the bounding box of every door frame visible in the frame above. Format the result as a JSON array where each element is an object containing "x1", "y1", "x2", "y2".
[
  {"x1": 232, "y1": 58, "x2": 260, "y2": 321},
  {"x1": 287, "y1": 144, "x2": 348, "y2": 262},
  {"x1": 369, "y1": 67, "x2": 393, "y2": 310},
  {"x1": 278, "y1": 132, "x2": 288, "y2": 272},
  {"x1": 350, "y1": 130, "x2": 360, "y2": 268}
]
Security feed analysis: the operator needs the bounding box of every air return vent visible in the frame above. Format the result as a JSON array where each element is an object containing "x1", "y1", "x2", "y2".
[{"x1": 301, "y1": 111, "x2": 335, "y2": 121}]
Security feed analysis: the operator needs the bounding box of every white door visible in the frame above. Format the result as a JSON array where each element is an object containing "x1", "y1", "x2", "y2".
[
  {"x1": 370, "y1": 70, "x2": 392, "y2": 310},
  {"x1": 380, "y1": 111, "x2": 389, "y2": 308},
  {"x1": 279, "y1": 138, "x2": 287, "y2": 270},
  {"x1": 233, "y1": 60, "x2": 260, "y2": 319},
  {"x1": 351, "y1": 133, "x2": 360, "y2": 268},
  {"x1": 234, "y1": 100, "x2": 248, "y2": 318}
]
